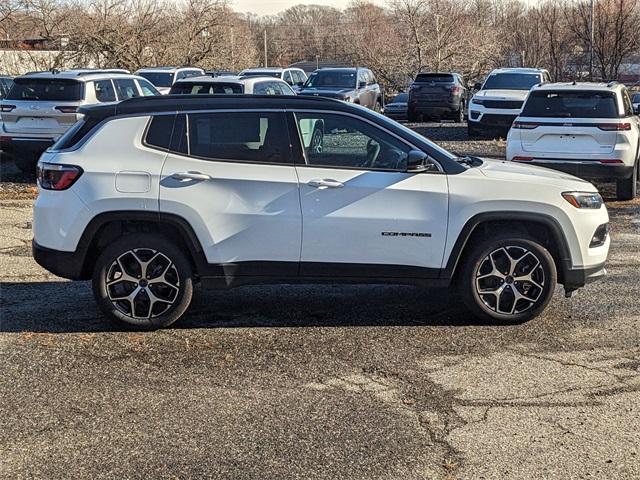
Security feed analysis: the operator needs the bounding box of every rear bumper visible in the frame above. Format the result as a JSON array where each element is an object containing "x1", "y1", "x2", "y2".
[
  {"x1": 32, "y1": 240, "x2": 84, "y2": 280},
  {"x1": 563, "y1": 262, "x2": 607, "y2": 290},
  {"x1": 512, "y1": 160, "x2": 634, "y2": 181},
  {"x1": 410, "y1": 99, "x2": 458, "y2": 114}
]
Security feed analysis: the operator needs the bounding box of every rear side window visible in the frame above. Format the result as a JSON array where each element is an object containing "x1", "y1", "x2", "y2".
[
  {"x1": 51, "y1": 116, "x2": 101, "y2": 151},
  {"x1": 415, "y1": 73, "x2": 453, "y2": 83},
  {"x1": 170, "y1": 82, "x2": 243, "y2": 94},
  {"x1": 522, "y1": 91, "x2": 620, "y2": 118},
  {"x1": 187, "y1": 112, "x2": 289, "y2": 163},
  {"x1": 137, "y1": 79, "x2": 160, "y2": 96},
  {"x1": 7, "y1": 78, "x2": 83, "y2": 101},
  {"x1": 94, "y1": 80, "x2": 116, "y2": 102},
  {"x1": 114, "y1": 79, "x2": 140, "y2": 99},
  {"x1": 145, "y1": 114, "x2": 187, "y2": 153}
]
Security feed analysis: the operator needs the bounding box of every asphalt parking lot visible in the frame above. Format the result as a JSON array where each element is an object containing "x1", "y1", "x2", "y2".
[{"x1": 1, "y1": 122, "x2": 639, "y2": 479}]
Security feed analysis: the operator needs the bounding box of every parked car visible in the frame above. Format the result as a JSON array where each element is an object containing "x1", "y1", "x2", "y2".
[
  {"x1": 33, "y1": 94, "x2": 609, "y2": 329},
  {"x1": 298, "y1": 67, "x2": 383, "y2": 111},
  {"x1": 632, "y1": 92, "x2": 640, "y2": 113},
  {"x1": 506, "y1": 82, "x2": 639, "y2": 200},
  {"x1": 0, "y1": 75, "x2": 14, "y2": 99},
  {"x1": 407, "y1": 72, "x2": 468, "y2": 122},
  {"x1": 239, "y1": 67, "x2": 307, "y2": 90},
  {"x1": 204, "y1": 70, "x2": 237, "y2": 77},
  {"x1": 134, "y1": 66, "x2": 204, "y2": 94},
  {"x1": 0, "y1": 69, "x2": 160, "y2": 172},
  {"x1": 383, "y1": 92, "x2": 408, "y2": 121},
  {"x1": 468, "y1": 67, "x2": 551, "y2": 137}
]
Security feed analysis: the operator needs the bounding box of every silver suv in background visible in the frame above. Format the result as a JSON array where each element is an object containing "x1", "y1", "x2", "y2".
[
  {"x1": 134, "y1": 66, "x2": 205, "y2": 94},
  {"x1": 0, "y1": 69, "x2": 160, "y2": 172},
  {"x1": 239, "y1": 67, "x2": 308, "y2": 90}
]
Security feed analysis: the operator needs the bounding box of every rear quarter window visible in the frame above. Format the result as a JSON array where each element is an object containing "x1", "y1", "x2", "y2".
[
  {"x1": 7, "y1": 78, "x2": 83, "y2": 101},
  {"x1": 521, "y1": 91, "x2": 620, "y2": 118}
]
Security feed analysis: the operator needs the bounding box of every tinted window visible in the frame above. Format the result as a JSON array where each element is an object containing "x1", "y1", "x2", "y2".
[
  {"x1": 94, "y1": 79, "x2": 116, "y2": 102},
  {"x1": 521, "y1": 91, "x2": 620, "y2": 118},
  {"x1": 295, "y1": 113, "x2": 414, "y2": 171},
  {"x1": 242, "y1": 71, "x2": 281, "y2": 78},
  {"x1": 145, "y1": 114, "x2": 175, "y2": 150},
  {"x1": 415, "y1": 73, "x2": 454, "y2": 83},
  {"x1": 50, "y1": 116, "x2": 101, "y2": 151},
  {"x1": 114, "y1": 79, "x2": 140, "y2": 99},
  {"x1": 283, "y1": 71, "x2": 293, "y2": 84},
  {"x1": 305, "y1": 70, "x2": 356, "y2": 89},
  {"x1": 188, "y1": 112, "x2": 289, "y2": 163},
  {"x1": 137, "y1": 79, "x2": 160, "y2": 96},
  {"x1": 292, "y1": 70, "x2": 306, "y2": 84},
  {"x1": 622, "y1": 91, "x2": 633, "y2": 116},
  {"x1": 7, "y1": 78, "x2": 83, "y2": 101},
  {"x1": 390, "y1": 93, "x2": 408, "y2": 103},
  {"x1": 170, "y1": 82, "x2": 243, "y2": 94},
  {"x1": 632, "y1": 93, "x2": 640, "y2": 103},
  {"x1": 137, "y1": 72, "x2": 174, "y2": 87},
  {"x1": 483, "y1": 73, "x2": 540, "y2": 90}
]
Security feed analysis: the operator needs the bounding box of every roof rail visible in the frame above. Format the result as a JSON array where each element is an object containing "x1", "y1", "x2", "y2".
[{"x1": 74, "y1": 68, "x2": 130, "y2": 76}]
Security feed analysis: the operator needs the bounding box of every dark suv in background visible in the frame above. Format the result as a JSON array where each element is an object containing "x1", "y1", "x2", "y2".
[
  {"x1": 298, "y1": 67, "x2": 383, "y2": 111},
  {"x1": 408, "y1": 72, "x2": 468, "y2": 122}
]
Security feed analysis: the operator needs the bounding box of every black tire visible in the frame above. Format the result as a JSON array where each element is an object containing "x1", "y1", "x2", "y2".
[
  {"x1": 615, "y1": 161, "x2": 638, "y2": 201},
  {"x1": 92, "y1": 233, "x2": 194, "y2": 330},
  {"x1": 14, "y1": 153, "x2": 38, "y2": 173},
  {"x1": 459, "y1": 234, "x2": 557, "y2": 324}
]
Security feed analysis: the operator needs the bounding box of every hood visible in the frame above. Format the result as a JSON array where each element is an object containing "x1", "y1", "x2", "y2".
[
  {"x1": 474, "y1": 89, "x2": 529, "y2": 101},
  {"x1": 478, "y1": 158, "x2": 594, "y2": 190}
]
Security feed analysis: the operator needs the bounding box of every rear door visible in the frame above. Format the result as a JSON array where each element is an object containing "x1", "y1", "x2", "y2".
[
  {"x1": 159, "y1": 110, "x2": 302, "y2": 276},
  {"x1": 1, "y1": 77, "x2": 83, "y2": 136},
  {"x1": 411, "y1": 73, "x2": 455, "y2": 103}
]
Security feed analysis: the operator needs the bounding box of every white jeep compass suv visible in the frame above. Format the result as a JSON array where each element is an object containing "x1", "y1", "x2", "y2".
[
  {"x1": 33, "y1": 95, "x2": 610, "y2": 329},
  {"x1": 468, "y1": 67, "x2": 551, "y2": 138},
  {"x1": 507, "y1": 82, "x2": 640, "y2": 200}
]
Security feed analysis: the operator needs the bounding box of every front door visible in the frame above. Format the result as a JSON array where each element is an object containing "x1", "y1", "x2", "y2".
[
  {"x1": 291, "y1": 111, "x2": 449, "y2": 278},
  {"x1": 158, "y1": 110, "x2": 301, "y2": 277}
]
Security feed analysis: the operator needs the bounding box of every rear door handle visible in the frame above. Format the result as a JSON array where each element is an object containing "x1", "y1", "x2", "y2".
[
  {"x1": 307, "y1": 178, "x2": 344, "y2": 189},
  {"x1": 171, "y1": 171, "x2": 211, "y2": 181}
]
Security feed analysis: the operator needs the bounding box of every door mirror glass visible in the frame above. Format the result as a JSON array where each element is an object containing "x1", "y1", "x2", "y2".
[
  {"x1": 473, "y1": 82, "x2": 482, "y2": 91},
  {"x1": 358, "y1": 81, "x2": 366, "y2": 89},
  {"x1": 406, "y1": 150, "x2": 429, "y2": 173}
]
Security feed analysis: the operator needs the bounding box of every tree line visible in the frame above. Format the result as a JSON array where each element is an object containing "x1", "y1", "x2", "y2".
[{"x1": 1, "y1": 0, "x2": 640, "y2": 90}]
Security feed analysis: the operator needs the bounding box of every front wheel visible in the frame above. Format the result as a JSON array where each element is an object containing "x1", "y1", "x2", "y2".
[
  {"x1": 615, "y1": 162, "x2": 637, "y2": 200},
  {"x1": 92, "y1": 234, "x2": 194, "y2": 330},
  {"x1": 459, "y1": 235, "x2": 557, "y2": 324}
]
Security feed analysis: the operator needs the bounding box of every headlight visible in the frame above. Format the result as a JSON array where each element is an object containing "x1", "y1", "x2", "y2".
[
  {"x1": 471, "y1": 98, "x2": 484, "y2": 105},
  {"x1": 562, "y1": 191, "x2": 603, "y2": 209}
]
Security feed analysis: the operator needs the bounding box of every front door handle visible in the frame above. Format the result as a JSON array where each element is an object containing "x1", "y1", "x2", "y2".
[
  {"x1": 171, "y1": 171, "x2": 211, "y2": 181},
  {"x1": 307, "y1": 178, "x2": 344, "y2": 189}
]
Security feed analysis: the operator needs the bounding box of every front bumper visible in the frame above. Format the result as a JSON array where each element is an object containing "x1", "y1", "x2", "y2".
[
  {"x1": 512, "y1": 160, "x2": 634, "y2": 181},
  {"x1": 563, "y1": 262, "x2": 607, "y2": 290},
  {"x1": 32, "y1": 240, "x2": 85, "y2": 280},
  {"x1": 468, "y1": 112, "x2": 517, "y2": 129}
]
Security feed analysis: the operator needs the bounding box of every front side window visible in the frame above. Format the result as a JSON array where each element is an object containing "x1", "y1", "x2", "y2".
[
  {"x1": 483, "y1": 73, "x2": 541, "y2": 90},
  {"x1": 521, "y1": 90, "x2": 620, "y2": 118},
  {"x1": 295, "y1": 112, "x2": 417, "y2": 171},
  {"x1": 94, "y1": 79, "x2": 116, "y2": 102},
  {"x1": 188, "y1": 112, "x2": 289, "y2": 163},
  {"x1": 305, "y1": 71, "x2": 356, "y2": 89},
  {"x1": 137, "y1": 79, "x2": 160, "y2": 96},
  {"x1": 114, "y1": 79, "x2": 140, "y2": 99}
]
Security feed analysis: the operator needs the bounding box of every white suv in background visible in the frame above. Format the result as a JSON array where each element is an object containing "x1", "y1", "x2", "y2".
[
  {"x1": 507, "y1": 82, "x2": 640, "y2": 200},
  {"x1": 134, "y1": 66, "x2": 205, "y2": 94},
  {"x1": 0, "y1": 69, "x2": 160, "y2": 172},
  {"x1": 239, "y1": 67, "x2": 308, "y2": 90},
  {"x1": 468, "y1": 67, "x2": 550, "y2": 138},
  {"x1": 33, "y1": 95, "x2": 609, "y2": 329}
]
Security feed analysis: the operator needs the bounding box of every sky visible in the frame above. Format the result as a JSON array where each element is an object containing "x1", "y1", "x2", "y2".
[{"x1": 231, "y1": 0, "x2": 387, "y2": 16}]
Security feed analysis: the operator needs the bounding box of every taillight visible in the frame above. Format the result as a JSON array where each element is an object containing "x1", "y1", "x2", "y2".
[
  {"x1": 1, "y1": 104, "x2": 16, "y2": 112},
  {"x1": 512, "y1": 121, "x2": 539, "y2": 129},
  {"x1": 55, "y1": 106, "x2": 78, "y2": 113},
  {"x1": 450, "y1": 86, "x2": 461, "y2": 94},
  {"x1": 512, "y1": 156, "x2": 534, "y2": 161},
  {"x1": 598, "y1": 159, "x2": 623, "y2": 164},
  {"x1": 597, "y1": 123, "x2": 631, "y2": 131},
  {"x1": 37, "y1": 163, "x2": 83, "y2": 190}
]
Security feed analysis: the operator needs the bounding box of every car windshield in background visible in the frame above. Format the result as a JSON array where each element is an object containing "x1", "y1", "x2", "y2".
[
  {"x1": 415, "y1": 74, "x2": 453, "y2": 83},
  {"x1": 483, "y1": 73, "x2": 540, "y2": 90},
  {"x1": 632, "y1": 93, "x2": 640, "y2": 103},
  {"x1": 390, "y1": 93, "x2": 408, "y2": 103},
  {"x1": 171, "y1": 82, "x2": 243, "y2": 94},
  {"x1": 305, "y1": 71, "x2": 356, "y2": 88},
  {"x1": 242, "y1": 71, "x2": 280, "y2": 78},
  {"x1": 521, "y1": 91, "x2": 619, "y2": 118},
  {"x1": 6, "y1": 78, "x2": 83, "y2": 101},
  {"x1": 138, "y1": 72, "x2": 174, "y2": 87}
]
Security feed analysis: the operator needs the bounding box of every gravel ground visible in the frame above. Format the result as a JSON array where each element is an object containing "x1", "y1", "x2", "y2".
[{"x1": 1, "y1": 122, "x2": 639, "y2": 479}]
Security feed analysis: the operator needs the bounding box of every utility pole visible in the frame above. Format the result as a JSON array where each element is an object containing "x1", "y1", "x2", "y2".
[
  {"x1": 589, "y1": 0, "x2": 595, "y2": 81},
  {"x1": 263, "y1": 29, "x2": 268, "y2": 67}
]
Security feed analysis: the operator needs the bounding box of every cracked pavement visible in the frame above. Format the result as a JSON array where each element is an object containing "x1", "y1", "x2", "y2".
[{"x1": 1, "y1": 178, "x2": 639, "y2": 478}]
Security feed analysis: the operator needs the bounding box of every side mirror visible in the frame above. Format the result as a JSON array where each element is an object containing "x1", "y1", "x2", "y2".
[
  {"x1": 358, "y1": 81, "x2": 366, "y2": 89},
  {"x1": 407, "y1": 150, "x2": 428, "y2": 173},
  {"x1": 296, "y1": 81, "x2": 305, "y2": 87},
  {"x1": 473, "y1": 82, "x2": 482, "y2": 91}
]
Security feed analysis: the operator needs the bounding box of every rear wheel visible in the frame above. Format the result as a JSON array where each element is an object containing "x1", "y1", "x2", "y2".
[
  {"x1": 310, "y1": 126, "x2": 324, "y2": 154},
  {"x1": 459, "y1": 234, "x2": 557, "y2": 324},
  {"x1": 92, "y1": 234, "x2": 194, "y2": 330},
  {"x1": 615, "y1": 162, "x2": 638, "y2": 201},
  {"x1": 453, "y1": 101, "x2": 465, "y2": 123}
]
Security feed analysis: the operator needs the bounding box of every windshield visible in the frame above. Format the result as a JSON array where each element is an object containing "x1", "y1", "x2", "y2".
[
  {"x1": 7, "y1": 78, "x2": 83, "y2": 101},
  {"x1": 632, "y1": 93, "x2": 640, "y2": 103},
  {"x1": 390, "y1": 93, "x2": 408, "y2": 103},
  {"x1": 170, "y1": 82, "x2": 243, "y2": 94},
  {"x1": 241, "y1": 71, "x2": 281, "y2": 78},
  {"x1": 138, "y1": 72, "x2": 175, "y2": 87},
  {"x1": 482, "y1": 73, "x2": 540, "y2": 91},
  {"x1": 521, "y1": 90, "x2": 619, "y2": 118},
  {"x1": 305, "y1": 71, "x2": 356, "y2": 89}
]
